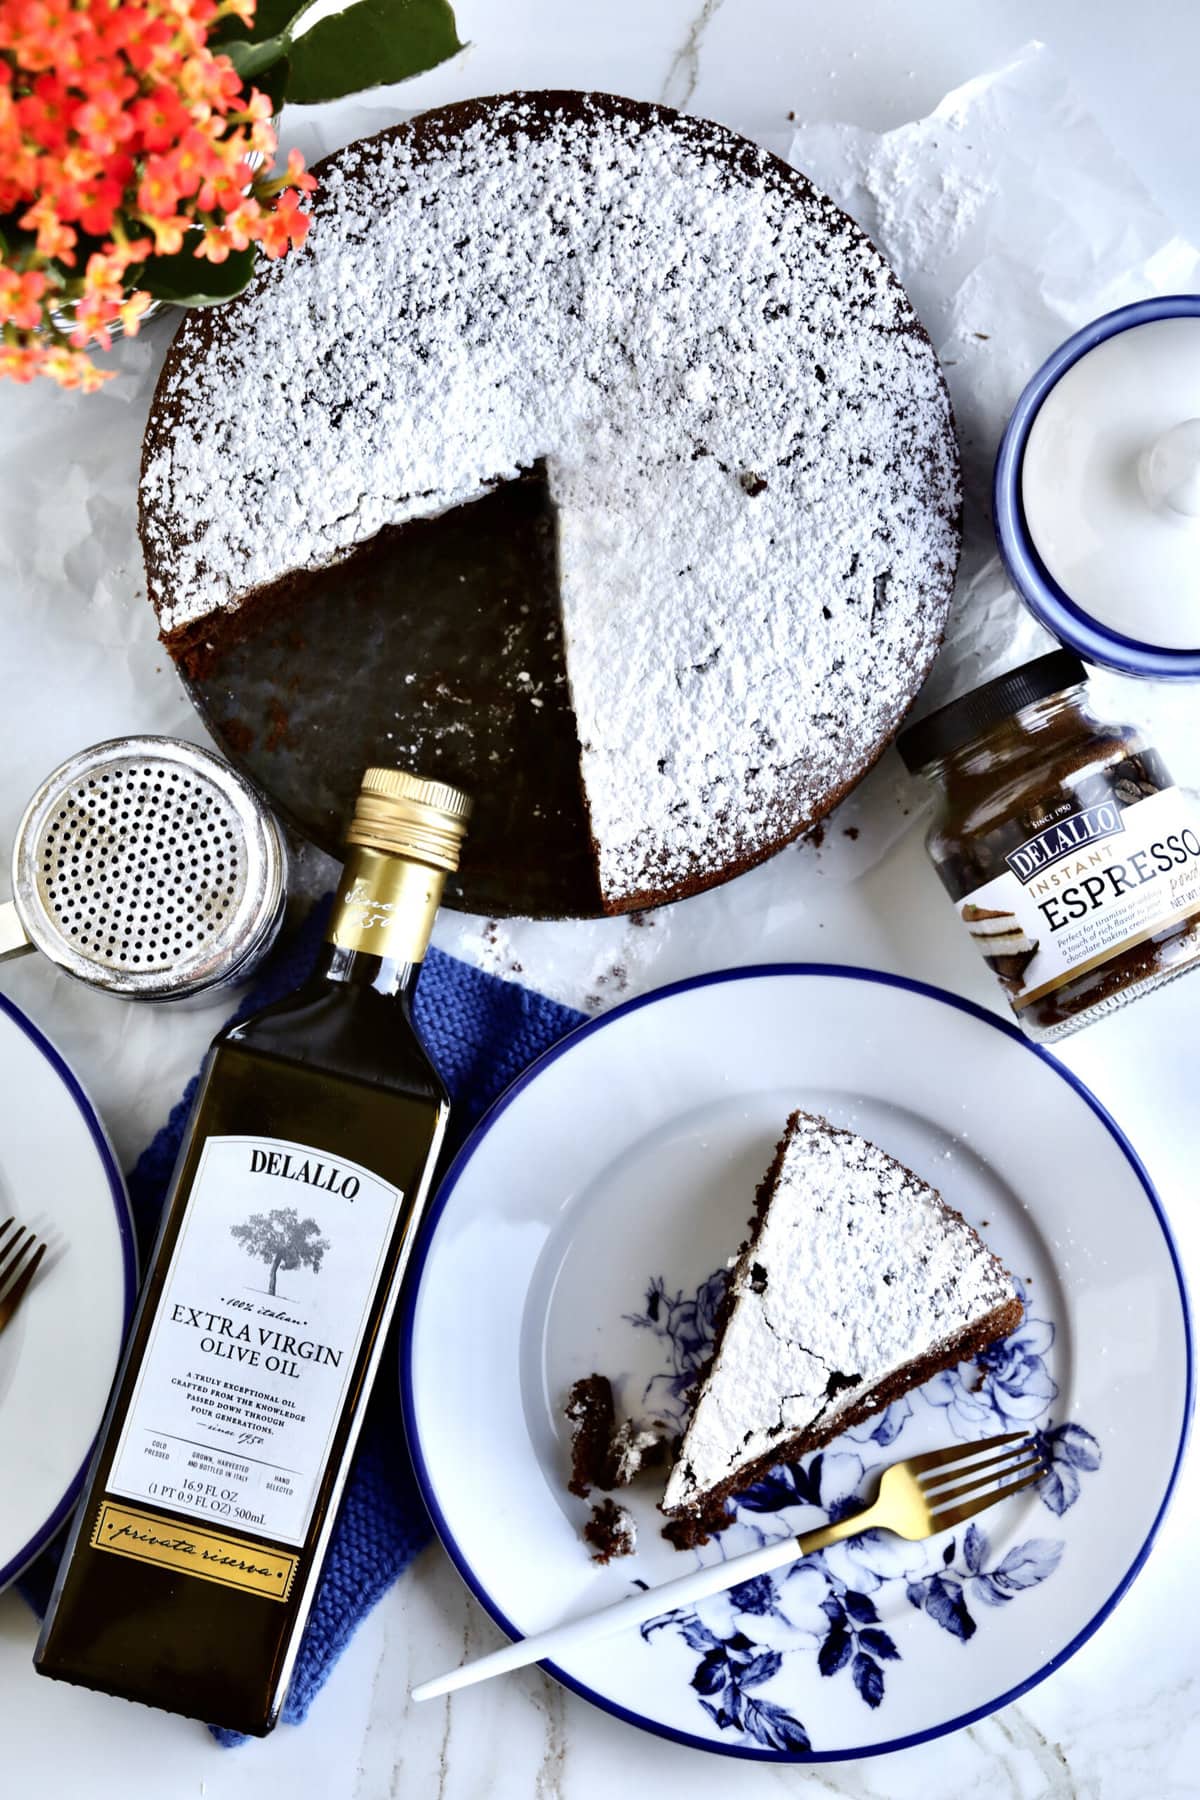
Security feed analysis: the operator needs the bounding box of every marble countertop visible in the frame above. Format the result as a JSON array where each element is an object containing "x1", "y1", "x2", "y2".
[{"x1": 2, "y1": 3, "x2": 1200, "y2": 1795}]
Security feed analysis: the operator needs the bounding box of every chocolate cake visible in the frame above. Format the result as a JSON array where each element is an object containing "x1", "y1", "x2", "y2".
[
  {"x1": 661, "y1": 1111, "x2": 1023, "y2": 1529},
  {"x1": 140, "y1": 91, "x2": 961, "y2": 913}
]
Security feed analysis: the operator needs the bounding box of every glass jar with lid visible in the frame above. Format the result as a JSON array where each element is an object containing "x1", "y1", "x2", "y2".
[{"x1": 898, "y1": 650, "x2": 1200, "y2": 1041}]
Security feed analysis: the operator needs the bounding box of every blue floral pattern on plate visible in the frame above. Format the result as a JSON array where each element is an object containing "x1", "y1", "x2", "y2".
[{"x1": 627, "y1": 1269, "x2": 1100, "y2": 1755}]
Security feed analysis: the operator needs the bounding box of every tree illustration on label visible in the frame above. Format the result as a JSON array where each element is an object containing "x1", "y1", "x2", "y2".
[{"x1": 230, "y1": 1208, "x2": 330, "y2": 1297}]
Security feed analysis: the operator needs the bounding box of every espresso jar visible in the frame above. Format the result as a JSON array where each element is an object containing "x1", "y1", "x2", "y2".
[{"x1": 898, "y1": 651, "x2": 1200, "y2": 1041}]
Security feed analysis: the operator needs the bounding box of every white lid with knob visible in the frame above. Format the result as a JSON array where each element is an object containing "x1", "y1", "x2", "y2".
[{"x1": 1021, "y1": 316, "x2": 1200, "y2": 652}]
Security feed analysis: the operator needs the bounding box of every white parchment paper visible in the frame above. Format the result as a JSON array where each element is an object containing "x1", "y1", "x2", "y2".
[{"x1": 1, "y1": 44, "x2": 1196, "y2": 1158}]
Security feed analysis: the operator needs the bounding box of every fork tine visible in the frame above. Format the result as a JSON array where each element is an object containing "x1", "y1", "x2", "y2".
[
  {"x1": 902, "y1": 1430, "x2": 1025, "y2": 1475},
  {"x1": 920, "y1": 1438, "x2": 1038, "y2": 1492},
  {"x1": 930, "y1": 1466, "x2": 1047, "y2": 1532},
  {"x1": 922, "y1": 1450, "x2": 1044, "y2": 1511},
  {"x1": 0, "y1": 1239, "x2": 45, "y2": 1329},
  {"x1": 0, "y1": 1225, "x2": 29, "y2": 1289}
]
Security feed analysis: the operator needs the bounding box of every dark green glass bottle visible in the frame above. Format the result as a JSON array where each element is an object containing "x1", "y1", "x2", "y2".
[{"x1": 36, "y1": 768, "x2": 469, "y2": 1734}]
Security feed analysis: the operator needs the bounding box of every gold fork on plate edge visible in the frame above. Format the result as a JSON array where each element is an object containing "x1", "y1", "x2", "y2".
[
  {"x1": 411, "y1": 1428, "x2": 1048, "y2": 1702},
  {"x1": 0, "y1": 1217, "x2": 48, "y2": 1337}
]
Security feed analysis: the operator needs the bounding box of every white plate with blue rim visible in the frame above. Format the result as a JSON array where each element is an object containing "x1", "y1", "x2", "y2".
[
  {"x1": 402, "y1": 965, "x2": 1192, "y2": 1761},
  {"x1": 0, "y1": 994, "x2": 136, "y2": 1590}
]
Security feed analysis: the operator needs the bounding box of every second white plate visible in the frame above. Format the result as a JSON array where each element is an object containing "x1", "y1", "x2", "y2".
[
  {"x1": 403, "y1": 965, "x2": 1191, "y2": 1761},
  {"x1": 0, "y1": 995, "x2": 135, "y2": 1590}
]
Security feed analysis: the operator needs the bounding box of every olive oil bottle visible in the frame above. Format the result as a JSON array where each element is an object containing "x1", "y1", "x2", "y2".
[{"x1": 37, "y1": 769, "x2": 470, "y2": 1734}]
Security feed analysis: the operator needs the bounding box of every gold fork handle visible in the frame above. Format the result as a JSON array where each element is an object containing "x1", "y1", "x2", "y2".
[{"x1": 795, "y1": 1506, "x2": 883, "y2": 1557}]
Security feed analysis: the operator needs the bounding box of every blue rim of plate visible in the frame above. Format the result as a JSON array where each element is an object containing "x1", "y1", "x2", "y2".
[
  {"x1": 401, "y1": 962, "x2": 1195, "y2": 1763},
  {"x1": 993, "y1": 293, "x2": 1200, "y2": 680},
  {"x1": 0, "y1": 992, "x2": 137, "y2": 1591}
]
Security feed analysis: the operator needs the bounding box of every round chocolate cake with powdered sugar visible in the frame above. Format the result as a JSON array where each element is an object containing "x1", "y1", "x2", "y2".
[{"x1": 140, "y1": 91, "x2": 960, "y2": 914}]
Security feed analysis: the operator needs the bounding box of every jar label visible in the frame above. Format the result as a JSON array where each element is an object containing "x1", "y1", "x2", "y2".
[
  {"x1": 957, "y1": 785, "x2": 1200, "y2": 1011},
  {"x1": 106, "y1": 1134, "x2": 404, "y2": 1548}
]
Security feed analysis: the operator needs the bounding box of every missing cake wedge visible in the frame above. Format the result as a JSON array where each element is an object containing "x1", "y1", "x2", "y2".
[{"x1": 661, "y1": 1110, "x2": 1023, "y2": 1534}]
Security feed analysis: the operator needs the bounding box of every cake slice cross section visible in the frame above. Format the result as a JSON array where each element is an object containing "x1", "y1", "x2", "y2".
[{"x1": 661, "y1": 1110, "x2": 1024, "y2": 1527}]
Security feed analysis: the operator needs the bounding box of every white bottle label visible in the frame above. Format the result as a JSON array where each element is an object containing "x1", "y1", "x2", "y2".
[
  {"x1": 957, "y1": 785, "x2": 1200, "y2": 1011},
  {"x1": 108, "y1": 1135, "x2": 404, "y2": 1548}
]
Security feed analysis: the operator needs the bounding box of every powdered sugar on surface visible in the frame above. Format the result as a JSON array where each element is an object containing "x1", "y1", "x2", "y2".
[
  {"x1": 662, "y1": 1111, "x2": 1019, "y2": 1513},
  {"x1": 141, "y1": 95, "x2": 959, "y2": 904}
]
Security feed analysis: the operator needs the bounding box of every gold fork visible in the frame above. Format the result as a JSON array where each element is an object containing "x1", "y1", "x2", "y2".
[
  {"x1": 412, "y1": 1428, "x2": 1047, "y2": 1702},
  {"x1": 0, "y1": 1217, "x2": 48, "y2": 1336}
]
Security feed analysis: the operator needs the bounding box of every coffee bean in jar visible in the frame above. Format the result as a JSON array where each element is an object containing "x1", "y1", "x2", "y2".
[{"x1": 898, "y1": 650, "x2": 1200, "y2": 1042}]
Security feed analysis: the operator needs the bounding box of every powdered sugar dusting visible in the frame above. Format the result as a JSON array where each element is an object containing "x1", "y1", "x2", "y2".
[
  {"x1": 141, "y1": 94, "x2": 959, "y2": 904},
  {"x1": 663, "y1": 1111, "x2": 1018, "y2": 1512}
]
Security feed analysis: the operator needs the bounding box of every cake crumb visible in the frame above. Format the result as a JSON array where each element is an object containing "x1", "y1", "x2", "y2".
[{"x1": 585, "y1": 1498, "x2": 637, "y2": 1563}]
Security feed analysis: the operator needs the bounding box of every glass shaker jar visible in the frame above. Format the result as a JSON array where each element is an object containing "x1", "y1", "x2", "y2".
[{"x1": 898, "y1": 651, "x2": 1200, "y2": 1041}]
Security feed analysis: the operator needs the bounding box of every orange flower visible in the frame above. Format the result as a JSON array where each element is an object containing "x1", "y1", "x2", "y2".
[
  {"x1": 43, "y1": 343, "x2": 115, "y2": 390},
  {"x1": 0, "y1": 0, "x2": 318, "y2": 389},
  {"x1": 253, "y1": 185, "x2": 309, "y2": 259},
  {"x1": 130, "y1": 82, "x2": 191, "y2": 151},
  {"x1": 0, "y1": 340, "x2": 47, "y2": 383},
  {"x1": 0, "y1": 267, "x2": 48, "y2": 328},
  {"x1": 283, "y1": 145, "x2": 316, "y2": 195},
  {"x1": 20, "y1": 193, "x2": 78, "y2": 262}
]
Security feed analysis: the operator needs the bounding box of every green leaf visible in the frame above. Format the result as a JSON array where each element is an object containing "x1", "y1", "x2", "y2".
[
  {"x1": 224, "y1": 32, "x2": 289, "y2": 80},
  {"x1": 213, "y1": 0, "x2": 314, "y2": 45},
  {"x1": 255, "y1": 52, "x2": 292, "y2": 113},
  {"x1": 284, "y1": 0, "x2": 462, "y2": 106},
  {"x1": 137, "y1": 243, "x2": 259, "y2": 306}
]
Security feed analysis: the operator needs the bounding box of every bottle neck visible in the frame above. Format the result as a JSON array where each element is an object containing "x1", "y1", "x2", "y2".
[{"x1": 319, "y1": 845, "x2": 447, "y2": 1000}]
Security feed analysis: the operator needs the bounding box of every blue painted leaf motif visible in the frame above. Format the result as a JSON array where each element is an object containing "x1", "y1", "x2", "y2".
[
  {"x1": 859, "y1": 1627, "x2": 900, "y2": 1661},
  {"x1": 852, "y1": 1651, "x2": 885, "y2": 1709},
  {"x1": 921, "y1": 1574, "x2": 976, "y2": 1641},
  {"x1": 820, "y1": 1595, "x2": 844, "y2": 1624},
  {"x1": 1037, "y1": 1462, "x2": 1077, "y2": 1517},
  {"x1": 741, "y1": 1696, "x2": 813, "y2": 1753},
  {"x1": 791, "y1": 1452, "x2": 826, "y2": 1510},
  {"x1": 678, "y1": 1616, "x2": 722, "y2": 1654},
  {"x1": 843, "y1": 1588, "x2": 879, "y2": 1624},
  {"x1": 700, "y1": 1689, "x2": 746, "y2": 1730},
  {"x1": 1036, "y1": 1420, "x2": 1102, "y2": 1515},
  {"x1": 691, "y1": 1647, "x2": 729, "y2": 1696},
  {"x1": 740, "y1": 1469, "x2": 803, "y2": 1513},
  {"x1": 640, "y1": 1605, "x2": 719, "y2": 1652},
  {"x1": 942, "y1": 1537, "x2": 957, "y2": 1566},
  {"x1": 990, "y1": 1538, "x2": 1064, "y2": 1591},
  {"x1": 963, "y1": 1522, "x2": 987, "y2": 1575},
  {"x1": 1051, "y1": 1423, "x2": 1101, "y2": 1471},
  {"x1": 739, "y1": 1650, "x2": 784, "y2": 1688},
  {"x1": 972, "y1": 1573, "x2": 1013, "y2": 1608},
  {"x1": 818, "y1": 1621, "x2": 853, "y2": 1677}
]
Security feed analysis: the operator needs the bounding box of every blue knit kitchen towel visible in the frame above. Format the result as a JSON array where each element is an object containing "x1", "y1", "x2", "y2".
[{"x1": 20, "y1": 904, "x2": 585, "y2": 1742}]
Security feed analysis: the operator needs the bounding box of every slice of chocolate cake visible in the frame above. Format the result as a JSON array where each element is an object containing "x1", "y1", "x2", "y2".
[{"x1": 661, "y1": 1111, "x2": 1023, "y2": 1529}]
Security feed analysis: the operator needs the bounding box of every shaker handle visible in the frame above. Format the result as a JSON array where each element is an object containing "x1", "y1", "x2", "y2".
[{"x1": 0, "y1": 899, "x2": 33, "y2": 962}]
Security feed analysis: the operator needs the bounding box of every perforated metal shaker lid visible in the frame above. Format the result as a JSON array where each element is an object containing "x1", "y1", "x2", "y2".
[{"x1": 8, "y1": 737, "x2": 287, "y2": 1001}]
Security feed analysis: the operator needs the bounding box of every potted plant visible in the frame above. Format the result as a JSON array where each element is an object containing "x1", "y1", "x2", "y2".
[{"x1": 0, "y1": 0, "x2": 461, "y2": 389}]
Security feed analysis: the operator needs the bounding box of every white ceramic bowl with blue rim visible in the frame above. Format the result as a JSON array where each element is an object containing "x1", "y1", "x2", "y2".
[
  {"x1": 402, "y1": 964, "x2": 1192, "y2": 1761},
  {"x1": 995, "y1": 294, "x2": 1200, "y2": 680},
  {"x1": 0, "y1": 994, "x2": 136, "y2": 1589}
]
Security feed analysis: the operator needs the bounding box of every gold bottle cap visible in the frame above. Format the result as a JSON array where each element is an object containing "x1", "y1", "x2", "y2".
[{"x1": 345, "y1": 767, "x2": 472, "y2": 873}]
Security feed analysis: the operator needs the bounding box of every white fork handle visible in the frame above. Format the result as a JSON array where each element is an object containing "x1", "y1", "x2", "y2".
[{"x1": 411, "y1": 1510, "x2": 871, "y2": 1703}]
